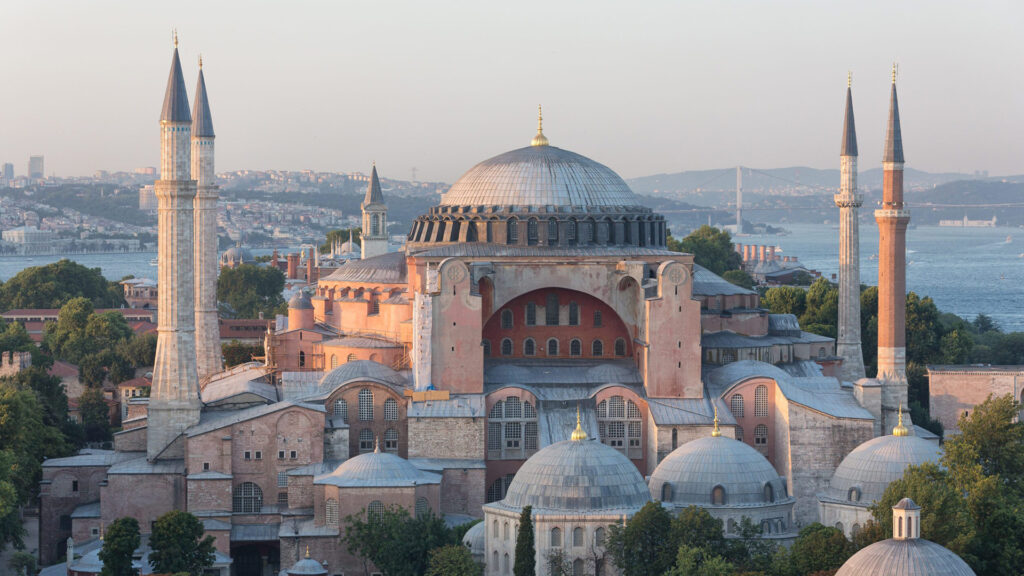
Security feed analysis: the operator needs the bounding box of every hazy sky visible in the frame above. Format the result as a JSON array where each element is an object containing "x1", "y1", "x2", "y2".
[{"x1": 2, "y1": 0, "x2": 1022, "y2": 182}]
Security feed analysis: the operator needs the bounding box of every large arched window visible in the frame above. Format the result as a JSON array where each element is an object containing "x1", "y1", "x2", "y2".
[
  {"x1": 547, "y1": 219, "x2": 558, "y2": 245},
  {"x1": 550, "y1": 527, "x2": 562, "y2": 547},
  {"x1": 545, "y1": 293, "x2": 559, "y2": 325},
  {"x1": 711, "y1": 485, "x2": 726, "y2": 505},
  {"x1": 486, "y1": 473, "x2": 516, "y2": 503},
  {"x1": 384, "y1": 428, "x2": 399, "y2": 452},
  {"x1": 524, "y1": 338, "x2": 536, "y2": 356},
  {"x1": 368, "y1": 500, "x2": 385, "y2": 519},
  {"x1": 501, "y1": 309, "x2": 513, "y2": 329},
  {"x1": 330, "y1": 355, "x2": 338, "y2": 369},
  {"x1": 614, "y1": 338, "x2": 627, "y2": 357},
  {"x1": 384, "y1": 398, "x2": 398, "y2": 421},
  {"x1": 527, "y1": 218, "x2": 538, "y2": 245},
  {"x1": 570, "y1": 339, "x2": 582, "y2": 356},
  {"x1": 359, "y1": 429, "x2": 374, "y2": 453},
  {"x1": 233, "y1": 482, "x2": 263, "y2": 514},
  {"x1": 754, "y1": 424, "x2": 768, "y2": 446},
  {"x1": 573, "y1": 527, "x2": 583, "y2": 547},
  {"x1": 568, "y1": 302, "x2": 580, "y2": 325},
  {"x1": 501, "y1": 338, "x2": 513, "y2": 356},
  {"x1": 592, "y1": 340, "x2": 604, "y2": 356},
  {"x1": 547, "y1": 338, "x2": 559, "y2": 356},
  {"x1": 506, "y1": 219, "x2": 518, "y2": 244},
  {"x1": 754, "y1": 385, "x2": 768, "y2": 417},
  {"x1": 597, "y1": 396, "x2": 643, "y2": 458},
  {"x1": 325, "y1": 498, "x2": 339, "y2": 526},
  {"x1": 347, "y1": 353, "x2": 358, "y2": 362},
  {"x1": 573, "y1": 559, "x2": 584, "y2": 576},
  {"x1": 488, "y1": 396, "x2": 538, "y2": 459},
  {"x1": 333, "y1": 399, "x2": 348, "y2": 424},
  {"x1": 730, "y1": 394, "x2": 745, "y2": 418},
  {"x1": 358, "y1": 388, "x2": 373, "y2": 421}
]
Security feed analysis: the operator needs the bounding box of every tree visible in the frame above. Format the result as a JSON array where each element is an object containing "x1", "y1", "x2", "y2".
[
  {"x1": 148, "y1": 510, "x2": 216, "y2": 576},
  {"x1": 787, "y1": 523, "x2": 854, "y2": 575},
  {"x1": 426, "y1": 545, "x2": 481, "y2": 576},
  {"x1": 721, "y1": 269, "x2": 754, "y2": 290},
  {"x1": 799, "y1": 278, "x2": 838, "y2": 338},
  {"x1": 3, "y1": 365, "x2": 82, "y2": 449},
  {"x1": 940, "y1": 329, "x2": 973, "y2": 364},
  {"x1": 944, "y1": 394, "x2": 1024, "y2": 496},
  {"x1": 0, "y1": 383, "x2": 68, "y2": 502},
  {"x1": 120, "y1": 333, "x2": 157, "y2": 368},
  {"x1": 761, "y1": 286, "x2": 806, "y2": 318},
  {"x1": 606, "y1": 501, "x2": 675, "y2": 576},
  {"x1": 99, "y1": 517, "x2": 140, "y2": 576},
  {"x1": 669, "y1": 226, "x2": 742, "y2": 276},
  {"x1": 7, "y1": 551, "x2": 37, "y2": 576},
  {"x1": 0, "y1": 259, "x2": 125, "y2": 310},
  {"x1": 222, "y1": 341, "x2": 263, "y2": 368},
  {"x1": 79, "y1": 387, "x2": 112, "y2": 443},
  {"x1": 216, "y1": 264, "x2": 286, "y2": 319},
  {"x1": 514, "y1": 505, "x2": 536, "y2": 576},
  {"x1": 669, "y1": 506, "x2": 725, "y2": 554},
  {"x1": 0, "y1": 450, "x2": 25, "y2": 553},
  {"x1": 343, "y1": 505, "x2": 454, "y2": 576},
  {"x1": 667, "y1": 544, "x2": 734, "y2": 576},
  {"x1": 971, "y1": 314, "x2": 1000, "y2": 334}
]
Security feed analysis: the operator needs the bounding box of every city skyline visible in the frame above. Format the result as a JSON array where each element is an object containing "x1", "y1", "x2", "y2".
[{"x1": 2, "y1": 0, "x2": 1022, "y2": 181}]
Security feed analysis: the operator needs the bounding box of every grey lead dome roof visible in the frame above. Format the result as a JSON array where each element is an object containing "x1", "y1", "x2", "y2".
[
  {"x1": 315, "y1": 450, "x2": 440, "y2": 488},
  {"x1": 286, "y1": 555, "x2": 328, "y2": 576},
  {"x1": 827, "y1": 434, "x2": 941, "y2": 505},
  {"x1": 440, "y1": 145, "x2": 639, "y2": 208},
  {"x1": 650, "y1": 435, "x2": 790, "y2": 506},
  {"x1": 836, "y1": 539, "x2": 975, "y2": 576},
  {"x1": 497, "y1": 438, "x2": 650, "y2": 513}
]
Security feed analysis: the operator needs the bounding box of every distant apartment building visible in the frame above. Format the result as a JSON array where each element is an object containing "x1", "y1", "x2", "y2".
[
  {"x1": 121, "y1": 278, "x2": 158, "y2": 309},
  {"x1": 1, "y1": 163, "x2": 13, "y2": 183},
  {"x1": 28, "y1": 155, "x2": 44, "y2": 179},
  {"x1": 138, "y1": 184, "x2": 158, "y2": 211}
]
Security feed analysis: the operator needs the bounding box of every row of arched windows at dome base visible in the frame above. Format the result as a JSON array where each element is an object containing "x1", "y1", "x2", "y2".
[
  {"x1": 658, "y1": 481, "x2": 777, "y2": 507},
  {"x1": 319, "y1": 497, "x2": 432, "y2": 528},
  {"x1": 490, "y1": 522, "x2": 608, "y2": 576},
  {"x1": 483, "y1": 337, "x2": 627, "y2": 358}
]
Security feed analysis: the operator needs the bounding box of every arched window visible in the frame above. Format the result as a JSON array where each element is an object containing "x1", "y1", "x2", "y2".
[
  {"x1": 568, "y1": 302, "x2": 579, "y2": 325},
  {"x1": 567, "y1": 220, "x2": 577, "y2": 244},
  {"x1": 524, "y1": 338, "x2": 536, "y2": 356},
  {"x1": 333, "y1": 399, "x2": 348, "y2": 424},
  {"x1": 614, "y1": 338, "x2": 626, "y2": 357},
  {"x1": 358, "y1": 389, "x2": 373, "y2": 421},
  {"x1": 818, "y1": 347, "x2": 826, "y2": 358},
  {"x1": 486, "y1": 220, "x2": 494, "y2": 242},
  {"x1": 550, "y1": 527, "x2": 562, "y2": 547},
  {"x1": 384, "y1": 398, "x2": 398, "y2": 421},
  {"x1": 593, "y1": 309, "x2": 602, "y2": 326},
  {"x1": 503, "y1": 521, "x2": 509, "y2": 540},
  {"x1": 415, "y1": 497, "x2": 429, "y2": 517},
  {"x1": 573, "y1": 559, "x2": 584, "y2": 576},
  {"x1": 325, "y1": 498, "x2": 339, "y2": 526},
  {"x1": 592, "y1": 340, "x2": 603, "y2": 356},
  {"x1": 848, "y1": 487, "x2": 861, "y2": 502},
  {"x1": 569, "y1": 339, "x2": 582, "y2": 356},
  {"x1": 486, "y1": 473, "x2": 516, "y2": 503},
  {"x1": 525, "y1": 302, "x2": 537, "y2": 326},
  {"x1": 711, "y1": 485, "x2": 726, "y2": 505},
  {"x1": 488, "y1": 396, "x2": 538, "y2": 459},
  {"x1": 852, "y1": 523, "x2": 862, "y2": 536},
  {"x1": 347, "y1": 353, "x2": 358, "y2": 362},
  {"x1": 671, "y1": 428, "x2": 678, "y2": 449},
  {"x1": 597, "y1": 396, "x2": 643, "y2": 457},
  {"x1": 735, "y1": 426, "x2": 744, "y2": 442},
  {"x1": 661, "y1": 483, "x2": 673, "y2": 501},
  {"x1": 573, "y1": 527, "x2": 583, "y2": 547},
  {"x1": 595, "y1": 527, "x2": 605, "y2": 546},
  {"x1": 727, "y1": 519, "x2": 736, "y2": 534},
  {"x1": 493, "y1": 551, "x2": 498, "y2": 571},
  {"x1": 368, "y1": 500, "x2": 384, "y2": 519},
  {"x1": 501, "y1": 338, "x2": 513, "y2": 356},
  {"x1": 547, "y1": 338, "x2": 559, "y2": 356},
  {"x1": 493, "y1": 520, "x2": 499, "y2": 538},
  {"x1": 755, "y1": 385, "x2": 768, "y2": 417},
  {"x1": 545, "y1": 293, "x2": 559, "y2": 325},
  {"x1": 330, "y1": 354, "x2": 338, "y2": 369},
  {"x1": 384, "y1": 428, "x2": 398, "y2": 452},
  {"x1": 506, "y1": 219, "x2": 518, "y2": 244},
  {"x1": 764, "y1": 483, "x2": 774, "y2": 503},
  {"x1": 730, "y1": 394, "x2": 745, "y2": 418},
  {"x1": 527, "y1": 218, "x2": 538, "y2": 245},
  {"x1": 547, "y1": 219, "x2": 559, "y2": 245},
  {"x1": 298, "y1": 350, "x2": 305, "y2": 367},
  {"x1": 482, "y1": 339, "x2": 491, "y2": 356},
  {"x1": 501, "y1": 309, "x2": 513, "y2": 329},
  {"x1": 504, "y1": 553, "x2": 510, "y2": 574},
  {"x1": 838, "y1": 521, "x2": 846, "y2": 533},
  {"x1": 754, "y1": 424, "x2": 768, "y2": 446},
  {"x1": 358, "y1": 429, "x2": 374, "y2": 453},
  {"x1": 233, "y1": 482, "x2": 263, "y2": 513},
  {"x1": 371, "y1": 213, "x2": 381, "y2": 235}
]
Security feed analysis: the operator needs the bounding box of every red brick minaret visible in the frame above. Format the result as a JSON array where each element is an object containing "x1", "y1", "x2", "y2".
[{"x1": 874, "y1": 64, "x2": 909, "y2": 431}]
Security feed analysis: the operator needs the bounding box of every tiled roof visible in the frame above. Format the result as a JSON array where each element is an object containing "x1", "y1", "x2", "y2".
[
  {"x1": 107, "y1": 456, "x2": 185, "y2": 475},
  {"x1": 412, "y1": 244, "x2": 679, "y2": 259},
  {"x1": 692, "y1": 264, "x2": 756, "y2": 296},
  {"x1": 321, "y1": 251, "x2": 407, "y2": 284},
  {"x1": 406, "y1": 394, "x2": 484, "y2": 418},
  {"x1": 186, "y1": 401, "x2": 324, "y2": 437}
]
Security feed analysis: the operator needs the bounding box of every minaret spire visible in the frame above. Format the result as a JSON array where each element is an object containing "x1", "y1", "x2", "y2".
[
  {"x1": 192, "y1": 56, "x2": 221, "y2": 381},
  {"x1": 531, "y1": 104, "x2": 549, "y2": 147},
  {"x1": 835, "y1": 76, "x2": 866, "y2": 383}
]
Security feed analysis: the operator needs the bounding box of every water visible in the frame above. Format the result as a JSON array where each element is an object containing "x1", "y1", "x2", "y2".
[
  {"x1": 745, "y1": 223, "x2": 1024, "y2": 332},
  {"x1": 0, "y1": 225, "x2": 1020, "y2": 331}
]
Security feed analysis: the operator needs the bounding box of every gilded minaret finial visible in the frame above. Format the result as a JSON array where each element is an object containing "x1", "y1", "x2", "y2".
[
  {"x1": 892, "y1": 62, "x2": 897, "y2": 84},
  {"x1": 173, "y1": 29, "x2": 178, "y2": 48},
  {"x1": 848, "y1": 71, "x2": 851, "y2": 88},
  {"x1": 893, "y1": 403, "x2": 909, "y2": 436},
  {"x1": 531, "y1": 104, "x2": 549, "y2": 147},
  {"x1": 198, "y1": 54, "x2": 203, "y2": 69},
  {"x1": 305, "y1": 545, "x2": 311, "y2": 558},
  {"x1": 711, "y1": 404, "x2": 721, "y2": 437},
  {"x1": 571, "y1": 403, "x2": 587, "y2": 441}
]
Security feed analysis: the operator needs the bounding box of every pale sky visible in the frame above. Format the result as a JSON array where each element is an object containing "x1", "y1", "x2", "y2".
[{"x1": 1, "y1": 0, "x2": 1022, "y2": 182}]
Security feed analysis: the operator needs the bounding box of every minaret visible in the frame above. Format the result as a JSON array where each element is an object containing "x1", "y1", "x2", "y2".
[
  {"x1": 834, "y1": 74, "x2": 866, "y2": 382},
  {"x1": 148, "y1": 37, "x2": 202, "y2": 460},
  {"x1": 360, "y1": 164, "x2": 388, "y2": 259},
  {"x1": 192, "y1": 56, "x2": 222, "y2": 382},
  {"x1": 874, "y1": 64, "x2": 910, "y2": 431}
]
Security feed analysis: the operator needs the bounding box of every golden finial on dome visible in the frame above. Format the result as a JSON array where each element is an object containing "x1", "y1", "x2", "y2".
[
  {"x1": 711, "y1": 404, "x2": 721, "y2": 437},
  {"x1": 848, "y1": 71, "x2": 852, "y2": 88},
  {"x1": 571, "y1": 403, "x2": 587, "y2": 441},
  {"x1": 531, "y1": 104, "x2": 549, "y2": 147},
  {"x1": 893, "y1": 403, "x2": 909, "y2": 436},
  {"x1": 173, "y1": 29, "x2": 178, "y2": 49},
  {"x1": 198, "y1": 54, "x2": 203, "y2": 69},
  {"x1": 305, "y1": 545, "x2": 311, "y2": 558},
  {"x1": 892, "y1": 62, "x2": 897, "y2": 84}
]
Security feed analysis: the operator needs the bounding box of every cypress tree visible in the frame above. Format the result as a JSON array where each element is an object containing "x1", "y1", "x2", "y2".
[{"x1": 513, "y1": 505, "x2": 536, "y2": 576}]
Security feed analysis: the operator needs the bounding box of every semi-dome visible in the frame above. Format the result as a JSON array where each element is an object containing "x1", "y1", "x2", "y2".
[
  {"x1": 441, "y1": 145, "x2": 639, "y2": 208},
  {"x1": 315, "y1": 445, "x2": 439, "y2": 488},
  {"x1": 827, "y1": 432, "x2": 941, "y2": 505},
  {"x1": 650, "y1": 434, "x2": 790, "y2": 507},
  {"x1": 317, "y1": 360, "x2": 407, "y2": 395},
  {"x1": 497, "y1": 436, "x2": 650, "y2": 513}
]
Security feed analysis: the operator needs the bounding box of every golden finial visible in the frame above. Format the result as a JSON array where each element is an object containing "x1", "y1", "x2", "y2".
[
  {"x1": 711, "y1": 404, "x2": 721, "y2": 437},
  {"x1": 847, "y1": 71, "x2": 852, "y2": 88},
  {"x1": 173, "y1": 29, "x2": 178, "y2": 49},
  {"x1": 305, "y1": 545, "x2": 311, "y2": 559},
  {"x1": 99, "y1": 524, "x2": 104, "y2": 541},
  {"x1": 531, "y1": 104, "x2": 549, "y2": 147},
  {"x1": 893, "y1": 403, "x2": 909, "y2": 436},
  {"x1": 570, "y1": 403, "x2": 587, "y2": 441},
  {"x1": 198, "y1": 54, "x2": 203, "y2": 69},
  {"x1": 892, "y1": 62, "x2": 897, "y2": 84}
]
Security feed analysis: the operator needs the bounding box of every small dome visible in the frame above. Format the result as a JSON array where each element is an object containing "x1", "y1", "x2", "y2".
[
  {"x1": 288, "y1": 292, "x2": 313, "y2": 310},
  {"x1": 499, "y1": 438, "x2": 650, "y2": 512},
  {"x1": 440, "y1": 145, "x2": 639, "y2": 208},
  {"x1": 462, "y1": 521, "x2": 486, "y2": 557},
  {"x1": 317, "y1": 360, "x2": 406, "y2": 394},
  {"x1": 221, "y1": 245, "x2": 254, "y2": 263},
  {"x1": 828, "y1": 434, "x2": 941, "y2": 504},
  {"x1": 650, "y1": 435, "x2": 788, "y2": 506},
  {"x1": 836, "y1": 539, "x2": 975, "y2": 576},
  {"x1": 315, "y1": 449, "x2": 439, "y2": 488},
  {"x1": 286, "y1": 550, "x2": 327, "y2": 576}
]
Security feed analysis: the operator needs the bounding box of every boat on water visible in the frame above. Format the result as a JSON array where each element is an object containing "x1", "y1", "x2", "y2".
[{"x1": 149, "y1": 258, "x2": 158, "y2": 266}]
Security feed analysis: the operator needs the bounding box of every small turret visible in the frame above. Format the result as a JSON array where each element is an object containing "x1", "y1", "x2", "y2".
[
  {"x1": 361, "y1": 164, "x2": 389, "y2": 259},
  {"x1": 892, "y1": 497, "x2": 921, "y2": 540}
]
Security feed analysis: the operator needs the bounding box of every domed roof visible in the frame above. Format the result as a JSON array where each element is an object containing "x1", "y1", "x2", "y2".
[
  {"x1": 289, "y1": 291, "x2": 313, "y2": 310},
  {"x1": 497, "y1": 437, "x2": 650, "y2": 513},
  {"x1": 440, "y1": 145, "x2": 639, "y2": 208},
  {"x1": 650, "y1": 435, "x2": 789, "y2": 506},
  {"x1": 317, "y1": 360, "x2": 407, "y2": 394},
  {"x1": 827, "y1": 434, "x2": 941, "y2": 505},
  {"x1": 286, "y1": 549, "x2": 328, "y2": 576},
  {"x1": 836, "y1": 539, "x2": 975, "y2": 576},
  {"x1": 462, "y1": 521, "x2": 486, "y2": 557},
  {"x1": 221, "y1": 245, "x2": 253, "y2": 262},
  {"x1": 315, "y1": 447, "x2": 439, "y2": 487}
]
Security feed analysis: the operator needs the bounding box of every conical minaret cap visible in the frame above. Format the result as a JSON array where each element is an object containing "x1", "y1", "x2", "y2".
[
  {"x1": 192, "y1": 63, "x2": 215, "y2": 137},
  {"x1": 841, "y1": 84, "x2": 858, "y2": 157},
  {"x1": 364, "y1": 164, "x2": 384, "y2": 205},
  {"x1": 883, "y1": 67, "x2": 904, "y2": 163},
  {"x1": 161, "y1": 46, "x2": 192, "y2": 123}
]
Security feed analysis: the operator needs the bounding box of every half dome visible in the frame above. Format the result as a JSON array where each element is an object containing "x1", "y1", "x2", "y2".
[{"x1": 827, "y1": 434, "x2": 941, "y2": 505}]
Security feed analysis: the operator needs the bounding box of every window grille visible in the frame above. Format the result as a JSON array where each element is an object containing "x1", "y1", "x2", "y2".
[
  {"x1": 488, "y1": 422, "x2": 502, "y2": 451},
  {"x1": 526, "y1": 302, "x2": 537, "y2": 326},
  {"x1": 570, "y1": 339, "x2": 582, "y2": 356},
  {"x1": 567, "y1": 220, "x2": 577, "y2": 243},
  {"x1": 523, "y1": 402, "x2": 536, "y2": 418},
  {"x1": 547, "y1": 338, "x2": 559, "y2": 356},
  {"x1": 501, "y1": 309, "x2": 513, "y2": 329},
  {"x1": 547, "y1": 219, "x2": 558, "y2": 245},
  {"x1": 489, "y1": 401, "x2": 504, "y2": 419},
  {"x1": 595, "y1": 527, "x2": 605, "y2": 546},
  {"x1": 755, "y1": 385, "x2": 768, "y2": 417},
  {"x1": 527, "y1": 218, "x2": 538, "y2": 245},
  {"x1": 298, "y1": 351, "x2": 305, "y2": 367},
  {"x1": 326, "y1": 498, "x2": 339, "y2": 526},
  {"x1": 504, "y1": 422, "x2": 521, "y2": 448},
  {"x1": 524, "y1": 338, "x2": 536, "y2": 356},
  {"x1": 506, "y1": 219, "x2": 518, "y2": 244},
  {"x1": 609, "y1": 396, "x2": 625, "y2": 418},
  {"x1": 331, "y1": 355, "x2": 338, "y2": 369},
  {"x1": 278, "y1": 492, "x2": 288, "y2": 506},
  {"x1": 568, "y1": 302, "x2": 579, "y2": 325},
  {"x1": 359, "y1": 429, "x2": 374, "y2": 453},
  {"x1": 627, "y1": 400, "x2": 641, "y2": 419},
  {"x1": 505, "y1": 396, "x2": 521, "y2": 418},
  {"x1": 593, "y1": 310, "x2": 602, "y2": 326},
  {"x1": 550, "y1": 527, "x2": 561, "y2": 547},
  {"x1": 482, "y1": 340, "x2": 491, "y2": 356},
  {"x1": 730, "y1": 394, "x2": 745, "y2": 418},
  {"x1": 592, "y1": 340, "x2": 603, "y2": 356},
  {"x1": 614, "y1": 338, "x2": 626, "y2": 356},
  {"x1": 384, "y1": 428, "x2": 398, "y2": 451},
  {"x1": 501, "y1": 338, "x2": 513, "y2": 356},
  {"x1": 735, "y1": 426, "x2": 744, "y2": 442},
  {"x1": 415, "y1": 497, "x2": 430, "y2": 518},
  {"x1": 367, "y1": 500, "x2": 384, "y2": 519},
  {"x1": 233, "y1": 482, "x2": 263, "y2": 514},
  {"x1": 334, "y1": 399, "x2": 348, "y2": 423},
  {"x1": 370, "y1": 299, "x2": 380, "y2": 315},
  {"x1": 525, "y1": 421, "x2": 538, "y2": 450},
  {"x1": 277, "y1": 471, "x2": 288, "y2": 487},
  {"x1": 347, "y1": 353, "x2": 358, "y2": 362},
  {"x1": 545, "y1": 293, "x2": 559, "y2": 325},
  {"x1": 358, "y1": 388, "x2": 373, "y2": 421},
  {"x1": 754, "y1": 424, "x2": 768, "y2": 445},
  {"x1": 384, "y1": 398, "x2": 398, "y2": 421},
  {"x1": 573, "y1": 527, "x2": 583, "y2": 547}
]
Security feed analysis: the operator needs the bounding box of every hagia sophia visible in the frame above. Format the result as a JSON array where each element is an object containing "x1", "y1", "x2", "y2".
[{"x1": 37, "y1": 43, "x2": 970, "y2": 576}]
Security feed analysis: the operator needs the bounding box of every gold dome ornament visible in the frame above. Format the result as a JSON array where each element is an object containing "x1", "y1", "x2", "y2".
[
  {"x1": 711, "y1": 405, "x2": 722, "y2": 437},
  {"x1": 893, "y1": 403, "x2": 910, "y2": 437},
  {"x1": 571, "y1": 404, "x2": 587, "y2": 441},
  {"x1": 531, "y1": 105, "x2": 549, "y2": 147}
]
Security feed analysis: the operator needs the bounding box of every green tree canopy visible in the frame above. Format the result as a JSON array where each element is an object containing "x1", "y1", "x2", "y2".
[
  {"x1": 0, "y1": 450, "x2": 25, "y2": 554},
  {"x1": 148, "y1": 510, "x2": 216, "y2": 576},
  {"x1": 222, "y1": 341, "x2": 263, "y2": 368},
  {"x1": 668, "y1": 226, "x2": 742, "y2": 276},
  {"x1": 0, "y1": 383, "x2": 70, "y2": 502},
  {"x1": 0, "y1": 259, "x2": 124, "y2": 310},
  {"x1": 343, "y1": 505, "x2": 455, "y2": 576},
  {"x1": 667, "y1": 544, "x2": 734, "y2": 576},
  {"x1": 761, "y1": 286, "x2": 807, "y2": 318},
  {"x1": 606, "y1": 501, "x2": 676, "y2": 576},
  {"x1": 426, "y1": 545, "x2": 481, "y2": 576},
  {"x1": 514, "y1": 505, "x2": 536, "y2": 576},
  {"x1": 787, "y1": 523, "x2": 854, "y2": 575},
  {"x1": 721, "y1": 269, "x2": 754, "y2": 290},
  {"x1": 79, "y1": 387, "x2": 112, "y2": 443},
  {"x1": 99, "y1": 516, "x2": 140, "y2": 576},
  {"x1": 217, "y1": 264, "x2": 286, "y2": 319}
]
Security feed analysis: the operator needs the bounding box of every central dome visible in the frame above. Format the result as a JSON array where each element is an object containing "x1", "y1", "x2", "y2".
[{"x1": 440, "y1": 145, "x2": 639, "y2": 208}]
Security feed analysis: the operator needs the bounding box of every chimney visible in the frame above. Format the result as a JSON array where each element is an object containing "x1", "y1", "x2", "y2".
[
  {"x1": 286, "y1": 253, "x2": 299, "y2": 280},
  {"x1": 767, "y1": 246, "x2": 776, "y2": 261},
  {"x1": 758, "y1": 245, "x2": 766, "y2": 261}
]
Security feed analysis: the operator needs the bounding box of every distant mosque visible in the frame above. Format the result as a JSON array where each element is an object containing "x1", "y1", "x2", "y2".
[{"x1": 39, "y1": 40, "x2": 963, "y2": 576}]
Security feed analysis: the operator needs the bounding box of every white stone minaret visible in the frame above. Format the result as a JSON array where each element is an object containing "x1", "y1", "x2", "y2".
[
  {"x1": 361, "y1": 164, "x2": 388, "y2": 259},
  {"x1": 834, "y1": 75, "x2": 866, "y2": 382},
  {"x1": 148, "y1": 38, "x2": 202, "y2": 460},
  {"x1": 191, "y1": 57, "x2": 222, "y2": 382}
]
